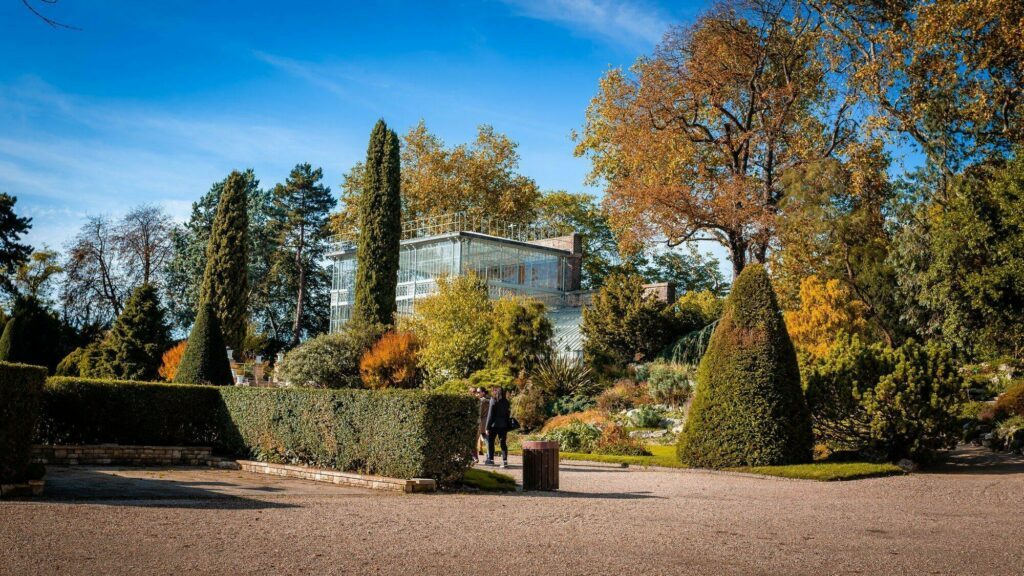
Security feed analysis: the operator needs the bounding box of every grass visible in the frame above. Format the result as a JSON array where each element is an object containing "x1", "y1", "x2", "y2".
[
  {"x1": 461, "y1": 468, "x2": 517, "y2": 492},
  {"x1": 729, "y1": 461, "x2": 904, "y2": 481},
  {"x1": 553, "y1": 445, "x2": 903, "y2": 481},
  {"x1": 557, "y1": 445, "x2": 686, "y2": 468}
]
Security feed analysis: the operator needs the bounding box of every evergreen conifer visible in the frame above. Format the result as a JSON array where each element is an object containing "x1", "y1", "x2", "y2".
[
  {"x1": 173, "y1": 302, "x2": 233, "y2": 385},
  {"x1": 678, "y1": 264, "x2": 813, "y2": 468},
  {"x1": 352, "y1": 119, "x2": 401, "y2": 327},
  {"x1": 199, "y1": 170, "x2": 249, "y2": 352}
]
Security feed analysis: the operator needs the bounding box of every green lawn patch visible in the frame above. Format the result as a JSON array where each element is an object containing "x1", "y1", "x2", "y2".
[
  {"x1": 557, "y1": 445, "x2": 687, "y2": 469},
  {"x1": 462, "y1": 468, "x2": 517, "y2": 492},
  {"x1": 730, "y1": 461, "x2": 904, "y2": 481}
]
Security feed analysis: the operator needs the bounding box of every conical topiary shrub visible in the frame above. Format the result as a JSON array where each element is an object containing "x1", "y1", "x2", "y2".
[
  {"x1": 173, "y1": 303, "x2": 233, "y2": 386},
  {"x1": 677, "y1": 264, "x2": 813, "y2": 468}
]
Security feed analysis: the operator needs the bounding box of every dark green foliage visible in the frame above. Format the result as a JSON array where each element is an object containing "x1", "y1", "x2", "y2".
[
  {"x1": 0, "y1": 362, "x2": 47, "y2": 483},
  {"x1": 54, "y1": 344, "x2": 102, "y2": 377},
  {"x1": 0, "y1": 296, "x2": 64, "y2": 372},
  {"x1": 804, "y1": 335, "x2": 966, "y2": 464},
  {"x1": 91, "y1": 284, "x2": 171, "y2": 381},
  {"x1": 678, "y1": 265, "x2": 814, "y2": 468},
  {"x1": 353, "y1": 119, "x2": 402, "y2": 327},
  {"x1": 487, "y1": 297, "x2": 553, "y2": 377},
  {"x1": 174, "y1": 303, "x2": 233, "y2": 386},
  {"x1": 219, "y1": 387, "x2": 476, "y2": 481},
  {"x1": 581, "y1": 273, "x2": 681, "y2": 372},
  {"x1": 199, "y1": 170, "x2": 249, "y2": 352},
  {"x1": 38, "y1": 378, "x2": 478, "y2": 481},
  {"x1": 39, "y1": 377, "x2": 225, "y2": 446},
  {"x1": 0, "y1": 193, "x2": 32, "y2": 293},
  {"x1": 270, "y1": 163, "x2": 335, "y2": 347},
  {"x1": 277, "y1": 327, "x2": 380, "y2": 389},
  {"x1": 894, "y1": 154, "x2": 1024, "y2": 360}
]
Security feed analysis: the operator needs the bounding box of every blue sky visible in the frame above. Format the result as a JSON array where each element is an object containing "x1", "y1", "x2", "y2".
[{"x1": 0, "y1": 0, "x2": 711, "y2": 251}]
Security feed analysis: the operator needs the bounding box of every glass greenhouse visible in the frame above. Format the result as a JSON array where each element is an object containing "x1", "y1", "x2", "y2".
[{"x1": 328, "y1": 213, "x2": 587, "y2": 357}]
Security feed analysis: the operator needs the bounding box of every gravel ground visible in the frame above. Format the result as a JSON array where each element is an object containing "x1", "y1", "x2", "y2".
[{"x1": 2, "y1": 446, "x2": 1023, "y2": 576}]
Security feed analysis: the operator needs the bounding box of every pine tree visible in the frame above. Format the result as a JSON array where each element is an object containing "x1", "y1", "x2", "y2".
[
  {"x1": 270, "y1": 164, "x2": 335, "y2": 348},
  {"x1": 173, "y1": 302, "x2": 233, "y2": 386},
  {"x1": 0, "y1": 295, "x2": 63, "y2": 371},
  {"x1": 92, "y1": 284, "x2": 171, "y2": 381},
  {"x1": 199, "y1": 170, "x2": 249, "y2": 353},
  {"x1": 677, "y1": 264, "x2": 813, "y2": 468},
  {"x1": 352, "y1": 119, "x2": 401, "y2": 327}
]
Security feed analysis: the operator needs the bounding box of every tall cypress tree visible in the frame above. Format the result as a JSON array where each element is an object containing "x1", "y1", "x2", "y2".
[
  {"x1": 199, "y1": 170, "x2": 249, "y2": 354},
  {"x1": 352, "y1": 119, "x2": 401, "y2": 327},
  {"x1": 93, "y1": 284, "x2": 171, "y2": 381}
]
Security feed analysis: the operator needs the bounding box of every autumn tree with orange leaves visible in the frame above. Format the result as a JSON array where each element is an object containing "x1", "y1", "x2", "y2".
[{"x1": 575, "y1": 0, "x2": 853, "y2": 279}]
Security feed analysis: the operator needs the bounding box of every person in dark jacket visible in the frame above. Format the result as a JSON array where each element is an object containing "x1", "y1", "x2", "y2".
[
  {"x1": 484, "y1": 386, "x2": 511, "y2": 468},
  {"x1": 474, "y1": 387, "x2": 490, "y2": 463}
]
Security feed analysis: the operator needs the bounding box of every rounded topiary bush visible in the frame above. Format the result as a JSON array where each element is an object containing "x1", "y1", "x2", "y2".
[{"x1": 677, "y1": 264, "x2": 813, "y2": 468}]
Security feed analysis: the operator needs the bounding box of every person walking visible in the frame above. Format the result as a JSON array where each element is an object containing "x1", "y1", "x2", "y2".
[
  {"x1": 484, "y1": 386, "x2": 512, "y2": 468},
  {"x1": 474, "y1": 387, "x2": 490, "y2": 463}
]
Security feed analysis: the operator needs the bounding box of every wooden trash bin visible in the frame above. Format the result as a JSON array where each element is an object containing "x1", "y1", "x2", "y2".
[{"x1": 521, "y1": 440, "x2": 559, "y2": 491}]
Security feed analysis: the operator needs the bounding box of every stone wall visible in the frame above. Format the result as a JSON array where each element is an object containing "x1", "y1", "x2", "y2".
[{"x1": 33, "y1": 444, "x2": 213, "y2": 466}]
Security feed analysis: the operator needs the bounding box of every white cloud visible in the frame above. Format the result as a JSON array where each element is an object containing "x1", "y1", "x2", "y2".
[{"x1": 499, "y1": 0, "x2": 670, "y2": 49}]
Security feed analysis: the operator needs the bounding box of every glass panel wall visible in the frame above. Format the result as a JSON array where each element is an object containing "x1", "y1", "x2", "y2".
[{"x1": 329, "y1": 232, "x2": 575, "y2": 331}]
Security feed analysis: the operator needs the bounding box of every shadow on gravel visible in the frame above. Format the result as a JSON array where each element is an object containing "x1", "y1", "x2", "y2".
[
  {"x1": 519, "y1": 490, "x2": 665, "y2": 500},
  {"x1": 923, "y1": 445, "x2": 1024, "y2": 476},
  {"x1": 38, "y1": 467, "x2": 297, "y2": 510}
]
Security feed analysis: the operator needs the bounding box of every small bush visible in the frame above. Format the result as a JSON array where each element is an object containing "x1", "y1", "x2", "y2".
[
  {"x1": 627, "y1": 405, "x2": 665, "y2": 428},
  {"x1": 994, "y1": 380, "x2": 1024, "y2": 420},
  {"x1": 542, "y1": 420, "x2": 601, "y2": 453},
  {"x1": 360, "y1": 331, "x2": 421, "y2": 389},
  {"x1": 529, "y1": 355, "x2": 595, "y2": 397},
  {"x1": 55, "y1": 344, "x2": 102, "y2": 378},
  {"x1": 278, "y1": 332, "x2": 365, "y2": 388},
  {"x1": 510, "y1": 384, "x2": 550, "y2": 431},
  {"x1": 596, "y1": 380, "x2": 650, "y2": 412},
  {"x1": 549, "y1": 393, "x2": 597, "y2": 416},
  {"x1": 594, "y1": 423, "x2": 651, "y2": 456},
  {"x1": 487, "y1": 296, "x2": 553, "y2": 377},
  {"x1": 0, "y1": 296, "x2": 64, "y2": 372},
  {"x1": 0, "y1": 363, "x2": 48, "y2": 483},
  {"x1": 158, "y1": 342, "x2": 187, "y2": 382},
  {"x1": 646, "y1": 361, "x2": 692, "y2": 406},
  {"x1": 435, "y1": 367, "x2": 517, "y2": 395},
  {"x1": 541, "y1": 410, "x2": 612, "y2": 433},
  {"x1": 804, "y1": 335, "x2": 966, "y2": 464}
]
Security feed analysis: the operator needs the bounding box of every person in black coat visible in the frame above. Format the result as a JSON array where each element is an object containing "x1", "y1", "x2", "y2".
[{"x1": 484, "y1": 386, "x2": 511, "y2": 468}]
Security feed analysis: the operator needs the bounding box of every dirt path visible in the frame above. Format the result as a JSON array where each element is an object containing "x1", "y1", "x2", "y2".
[{"x1": 2, "y1": 446, "x2": 1022, "y2": 576}]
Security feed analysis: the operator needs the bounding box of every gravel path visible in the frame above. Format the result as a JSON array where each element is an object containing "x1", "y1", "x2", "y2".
[{"x1": 2, "y1": 446, "x2": 1023, "y2": 576}]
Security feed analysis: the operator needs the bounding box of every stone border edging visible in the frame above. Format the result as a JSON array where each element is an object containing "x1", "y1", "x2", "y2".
[{"x1": 235, "y1": 460, "x2": 436, "y2": 493}]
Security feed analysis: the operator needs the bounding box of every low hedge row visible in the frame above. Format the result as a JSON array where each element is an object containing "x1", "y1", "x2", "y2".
[
  {"x1": 36, "y1": 377, "x2": 478, "y2": 481},
  {"x1": 0, "y1": 362, "x2": 48, "y2": 484}
]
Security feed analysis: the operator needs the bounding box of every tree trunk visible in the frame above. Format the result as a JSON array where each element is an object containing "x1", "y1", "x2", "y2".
[
  {"x1": 290, "y1": 225, "x2": 305, "y2": 349},
  {"x1": 728, "y1": 237, "x2": 747, "y2": 281}
]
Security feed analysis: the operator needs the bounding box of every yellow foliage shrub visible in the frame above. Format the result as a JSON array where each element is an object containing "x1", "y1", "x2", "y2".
[
  {"x1": 783, "y1": 275, "x2": 869, "y2": 360},
  {"x1": 157, "y1": 341, "x2": 187, "y2": 382},
  {"x1": 359, "y1": 331, "x2": 421, "y2": 389}
]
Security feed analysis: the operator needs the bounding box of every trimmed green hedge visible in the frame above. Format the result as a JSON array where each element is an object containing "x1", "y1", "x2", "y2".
[
  {"x1": 37, "y1": 377, "x2": 478, "y2": 481},
  {"x1": 40, "y1": 377, "x2": 225, "y2": 446},
  {"x1": 0, "y1": 362, "x2": 48, "y2": 483}
]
